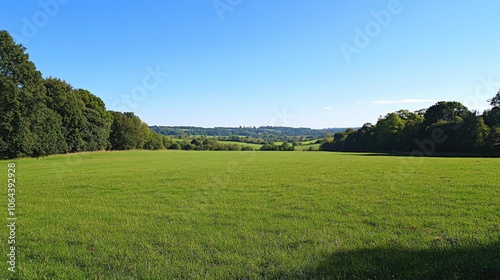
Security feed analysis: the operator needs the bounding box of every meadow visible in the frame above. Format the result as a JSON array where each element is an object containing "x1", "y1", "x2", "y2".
[
  {"x1": 1, "y1": 151, "x2": 499, "y2": 279},
  {"x1": 294, "y1": 144, "x2": 321, "y2": 151},
  {"x1": 217, "y1": 141, "x2": 264, "y2": 150}
]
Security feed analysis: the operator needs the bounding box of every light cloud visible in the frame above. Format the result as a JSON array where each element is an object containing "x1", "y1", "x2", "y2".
[
  {"x1": 372, "y1": 99, "x2": 437, "y2": 105},
  {"x1": 323, "y1": 106, "x2": 333, "y2": 110}
]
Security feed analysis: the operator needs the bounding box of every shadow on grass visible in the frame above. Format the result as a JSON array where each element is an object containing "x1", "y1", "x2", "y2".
[
  {"x1": 336, "y1": 152, "x2": 392, "y2": 157},
  {"x1": 268, "y1": 242, "x2": 500, "y2": 279},
  {"x1": 333, "y1": 151, "x2": 500, "y2": 158}
]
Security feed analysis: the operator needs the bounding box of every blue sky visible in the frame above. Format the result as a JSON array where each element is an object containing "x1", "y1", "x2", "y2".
[{"x1": 1, "y1": 1, "x2": 500, "y2": 128}]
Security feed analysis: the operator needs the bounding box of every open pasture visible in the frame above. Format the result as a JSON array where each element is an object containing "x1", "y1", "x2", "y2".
[
  {"x1": 217, "y1": 141, "x2": 264, "y2": 150},
  {"x1": 294, "y1": 144, "x2": 321, "y2": 151},
  {"x1": 1, "y1": 151, "x2": 499, "y2": 279}
]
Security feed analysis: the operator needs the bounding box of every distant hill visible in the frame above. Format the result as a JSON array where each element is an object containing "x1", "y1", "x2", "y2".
[{"x1": 150, "y1": 126, "x2": 352, "y2": 138}]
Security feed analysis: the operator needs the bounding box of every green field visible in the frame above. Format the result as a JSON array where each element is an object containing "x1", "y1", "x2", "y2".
[
  {"x1": 294, "y1": 144, "x2": 321, "y2": 151},
  {"x1": 2, "y1": 151, "x2": 499, "y2": 279},
  {"x1": 218, "y1": 141, "x2": 263, "y2": 150}
]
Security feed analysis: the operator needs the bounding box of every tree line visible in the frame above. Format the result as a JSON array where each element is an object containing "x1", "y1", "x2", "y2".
[
  {"x1": 150, "y1": 125, "x2": 346, "y2": 139},
  {"x1": 3, "y1": 29, "x2": 499, "y2": 158},
  {"x1": 320, "y1": 99, "x2": 500, "y2": 155},
  {"x1": 259, "y1": 142, "x2": 295, "y2": 151},
  {"x1": 0, "y1": 30, "x2": 175, "y2": 159},
  {"x1": 168, "y1": 137, "x2": 255, "y2": 151}
]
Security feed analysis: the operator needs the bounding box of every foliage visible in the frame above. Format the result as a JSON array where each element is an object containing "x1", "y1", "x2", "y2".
[
  {"x1": 109, "y1": 112, "x2": 149, "y2": 150},
  {"x1": 0, "y1": 30, "x2": 164, "y2": 158},
  {"x1": 489, "y1": 90, "x2": 500, "y2": 108},
  {"x1": 150, "y1": 125, "x2": 347, "y2": 139},
  {"x1": 76, "y1": 89, "x2": 112, "y2": 151},
  {"x1": 0, "y1": 30, "x2": 64, "y2": 158},
  {"x1": 44, "y1": 78, "x2": 87, "y2": 152},
  {"x1": 321, "y1": 100, "x2": 500, "y2": 155},
  {"x1": 168, "y1": 137, "x2": 256, "y2": 151},
  {"x1": 260, "y1": 142, "x2": 294, "y2": 151}
]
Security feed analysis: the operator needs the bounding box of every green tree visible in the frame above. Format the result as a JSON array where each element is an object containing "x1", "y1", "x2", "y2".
[
  {"x1": 0, "y1": 30, "x2": 64, "y2": 158},
  {"x1": 143, "y1": 129, "x2": 165, "y2": 150},
  {"x1": 397, "y1": 110, "x2": 424, "y2": 151},
  {"x1": 422, "y1": 101, "x2": 470, "y2": 128},
  {"x1": 31, "y1": 108, "x2": 67, "y2": 157},
  {"x1": 162, "y1": 136, "x2": 174, "y2": 149},
  {"x1": 483, "y1": 93, "x2": 500, "y2": 151},
  {"x1": 169, "y1": 142, "x2": 181, "y2": 150},
  {"x1": 44, "y1": 78, "x2": 87, "y2": 152},
  {"x1": 109, "y1": 111, "x2": 147, "y2": 150},
  {"x1": 421, "y1": 102, "x2": 471, "y2": 152},
  {"x1": 77, "y1": 89, "x2": 112, "y2": 151},
  {"x1": 483, "y1": 108, "x2": 500, "y2": 128},
  {"x1": 373, "y1": 113, "x2": 405, "y2": 150},
  {"x1": 489, "y1": 90, "x2": 500, "y2": 108},
  {"x1": 351, "y1": 123, "x2": 375, "y2": 151},
  {"x1": 457, "y1": 114, "x2": 489, "y2": 152}
]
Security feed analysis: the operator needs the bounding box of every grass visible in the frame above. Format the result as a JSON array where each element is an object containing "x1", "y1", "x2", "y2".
[
  {"x1": 1, "y1": 151, "x2": 499, "y2": 279},
  {"x1": 217, "y1": 141, "x2": 263, "y2": 150},
  {"x1": 170, "y1": 139, "x2": 262, "y2": 150},
  {"x1": 294, "y1": 144, "x2": 321, "y2": 151}
]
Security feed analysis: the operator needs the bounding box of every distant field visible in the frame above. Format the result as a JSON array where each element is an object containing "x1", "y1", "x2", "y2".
[
  {"x1": 218, "y1": 141, "x2": 263, "y2": 150},
  {"x1": 1, "y1": 151, "x2": 499, "y2": 279},
  {"x1": 299, "y1": 140, "x2": 321, "y2": 145},
  {"x1": 171, "y1": 139, "x2": 262, "y2": 150},
  {"x1": 170, "y1": 139, "x2": 319, "y2": 151},
  {"x1": 295, "y1": 144, "x2": 321, "y2": 151}
]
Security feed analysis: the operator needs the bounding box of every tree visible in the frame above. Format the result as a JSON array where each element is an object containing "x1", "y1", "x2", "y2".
[
  {"x1": 109, "y1": 111, "x2": 147, "y2": 150},
  {"x1": 351, "y1": 123, "x2": 375, "y2": 151},
  {"x1": 143, "y1": 128, "x2": 165, "y2": 150},
  {"x1": 279, "y1": 141, "x2": 294, "y2": 151},
  {"x1": 0, "y1": 30, "x2": 64, "y2": 158},
  {"x1": 483, "y1": 108, "x2": 500, "y2": 128},
  {"x1": 260, "y1": 144, "x2": 279, "y2": 151},
  {"x1": 77, "y1": 89, "x2": 112, "y2": 151},
  {"x1": 44, "y1": 78, "x2": 87, "y2": 152},
  {"x1": 457, "y1": 115, "x2": 489, "y2": 152},
  {"x1": 169, "y1": 142, "x2": 181, "y2": 150},
  {"x1": 398, "y1": 111, "x2": 424, "y2": 151},
  {"x1": 373, "y1": 113, "x2": 405, "y2": 151},
  {"x1": 162, "y1": 136, "x2": 174, "y2": 149},
  {"x1": 420, "y1": 102, "x2": 472, "y2": 152},
  {"x1": 423, "y1": 101, "x2": 471, "y2": 128},
  {"x1": 487, "y1": 126, "x2": 500, "y2": 152},
  {"x1": 31, "y1": 108, "x2": 67, "y2": 157},
  {"x1": 489, "y1": 90, "x2": 500, "y2": 108}
]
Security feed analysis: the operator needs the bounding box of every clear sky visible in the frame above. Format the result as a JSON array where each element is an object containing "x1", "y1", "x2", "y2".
[{"x1": 1, "y1": 1, "x2": 499, "y2": 128}]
